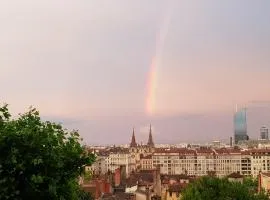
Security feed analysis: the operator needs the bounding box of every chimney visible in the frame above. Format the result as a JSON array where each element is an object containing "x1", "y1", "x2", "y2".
[
  {"x1": 114, "y1": 168, "x2": 121, "y2": 186},
  {"x1": 146, "y1": 186, "x2": 150, "y2": 200},
  {"x1": 100, "y1": 180, "x2": 106, "y2": 193},
  {"x1": 153, "y1": 165, "x2": 161, "y2": 196},
  {"x1": 105, "y1": 182, "x2": 111, "y2": 193},
  {"x1": 95, "y1": 180, "x2": 101, "y2": 199},
  {"x1": 120, "y1": 165, "x2": 126, "y2": 185},
  {"x1": 258, "y1": 171, "x2": 262, "y2": 193}
]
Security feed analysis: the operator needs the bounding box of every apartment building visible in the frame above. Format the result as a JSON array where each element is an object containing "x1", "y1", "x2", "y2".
[
  {"x1": 142, "y1": 148, "x2": 270, "y2": 177},
  {"x1": 89, "y1": 130, "x2": 270, "y2": 178},
  {"x1": 86, "y1": 156, "x2": 107, "y2": 175},
  {"x1": 196, "y1": 148, "x2": 216, "y2": 176},
  {"x1": 249, "y1": 149, "x2": 270, "y2": 177},
  {"x1": 141, "y1": 155, "x2": 152, "y2": 170},
  {"x1": 85, "y1": 149, "x2": 107, "y2": 175},
  {"x1": 151, "y1": 148, "x2": 197, "y2": 176},
  {"x1": 105, "y1": 147, "x2": 135, "y2": 176},
  {"x1": 90, "y1": 146, "x2": 270, "y2": 178},
  {"x1": 214, "y1": 148, "x2": 242, "y2": 177}
]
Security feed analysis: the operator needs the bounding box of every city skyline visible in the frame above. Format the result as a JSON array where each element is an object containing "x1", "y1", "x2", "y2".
[{"x1": 1, "y1": 0, "x2": 270, "y2": 144}]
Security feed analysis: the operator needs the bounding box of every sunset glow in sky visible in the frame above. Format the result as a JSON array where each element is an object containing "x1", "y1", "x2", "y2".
[{"x1": 1, "y1": 0, "x2": 270, "y2": 144}]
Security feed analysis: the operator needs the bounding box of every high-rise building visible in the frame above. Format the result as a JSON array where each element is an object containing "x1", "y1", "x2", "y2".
[
  {"x1": 260, "y1": 126, "x2": 269, "y2": 140},
  {"x1": 234, "y1": 108, "x2": 249, "y2": 144}
]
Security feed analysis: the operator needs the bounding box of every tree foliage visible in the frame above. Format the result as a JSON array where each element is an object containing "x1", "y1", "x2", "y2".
[
  {"x1": 243, "y1": 176, "x2": 259, "y2": 194},
  {"x1": 181, "y1": 176, "x2": 268, "y2": 200},
  {"x1": 84, "y1": 170, "x2": 93, "y2": 182},
  {"x1": 0, "y1": 104, "x2": 95, "y2": 200}
]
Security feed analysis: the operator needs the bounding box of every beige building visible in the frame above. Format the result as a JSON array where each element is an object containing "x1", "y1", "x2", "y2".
[
  {"x1": 90, "y1": 147, "x2": 270, "y2": 178},
  {"x1": 94, "y1": 126, "x2": 155, "y2": 177},
  {"x1": 105, "y1": 147, "x2": 134, "y2": 176},
  {"x1": 249, "y1": 149, "x2": 270, "y2": 177},
  {"x1": 258, "y1": 172, "x2": 270, "y2": 194},
  {"x1": 165, "y1": 185, "x2": 183, "y2": 200},
  {"x1": 152, "y1": 148, "x2": 197, "y2": 176},
  {"x1": 141, "y1": 155, "x2": 153, "y2": 170},
  {"x1": 89, "y1": 129, "x2": 270, "y2": 179},
  {"x1": 85, "y1": 156, "x2": 107, "y2": 175},
  {"x1": 214, "y1": 148, "x2": 242, "y2": 177},
  {"x1": 196, "y1": 148, "x2": 216, "y2": 176}
]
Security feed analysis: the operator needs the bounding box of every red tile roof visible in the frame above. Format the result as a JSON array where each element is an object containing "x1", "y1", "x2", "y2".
[
  {"x1": 168, "y1": 183, "x2": 188, "y2": 192},
  {"x1": 154, "y1": 148, "x2": 196, "y2": 154},
  {"x1": 141, "y1": 155, "x2": 152, "y2": 159},
  {"x1": 261, "y1": 172, "x2": 270, "y2": 177},
  {"x1": 215, "y1": 148, "x2": 242, "y2": 155},
  {"x1": 227, "y1": 172, "x2": 243, "y2": 179}
]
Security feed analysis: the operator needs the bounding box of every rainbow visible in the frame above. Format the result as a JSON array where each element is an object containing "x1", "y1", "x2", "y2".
[
  {"x1": 146, "y1": 56, "x2": 158, "y2": 115},
  {"x1": 145, "y1": 3, "x2": 173, "y2": 115}
]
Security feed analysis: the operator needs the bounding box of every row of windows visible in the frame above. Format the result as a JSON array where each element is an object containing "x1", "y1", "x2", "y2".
[
  {"x1": 152, "y1": 156, "x2": 270, "y2": 160},
  {"x1": 151, "y1": 159, "x2": 255, "y2": 164}
]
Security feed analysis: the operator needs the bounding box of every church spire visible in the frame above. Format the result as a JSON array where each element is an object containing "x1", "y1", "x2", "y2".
[
  {"x1": 130, "y1": 127, "x2": 137, "y2": 147},
  {"x1": 147, "y1": 124, "x2": 154, "y2": 147}
]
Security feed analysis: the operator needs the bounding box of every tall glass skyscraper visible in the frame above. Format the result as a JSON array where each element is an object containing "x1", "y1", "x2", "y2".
[{"x1": 234, "y1": 108, "x2": 249, "y2": 144}]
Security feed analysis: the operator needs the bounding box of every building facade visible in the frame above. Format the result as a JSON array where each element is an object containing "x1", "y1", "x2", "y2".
[{"x1": 89, "y1": 127, "x2": 270, "y2": 179}]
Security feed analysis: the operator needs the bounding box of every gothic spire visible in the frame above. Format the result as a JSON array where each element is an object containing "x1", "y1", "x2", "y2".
[
  {"x1": 147, "y1": 124, "x2": 154, "y2": 147},
  {"x1": 130, "y1": 127, "x2": 137, "y2": 147}
]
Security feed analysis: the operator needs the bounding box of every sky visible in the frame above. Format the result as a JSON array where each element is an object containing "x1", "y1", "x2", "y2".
[{"x1": 1, "y1": 0, "x2": 270, "y2": 144}]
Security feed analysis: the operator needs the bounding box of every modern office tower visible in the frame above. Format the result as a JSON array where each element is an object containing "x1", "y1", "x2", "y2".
[
  {"x1": 234, "y1": 108, "x2": 249, "y2": 144},
  {"x1": 260, "y1": 126, "x2": 269, "y2": 140}
]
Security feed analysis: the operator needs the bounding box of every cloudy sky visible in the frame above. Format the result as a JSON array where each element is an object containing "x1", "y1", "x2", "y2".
[{"x1": 1, "y1": 0, "x2": 270, "y2": 144}]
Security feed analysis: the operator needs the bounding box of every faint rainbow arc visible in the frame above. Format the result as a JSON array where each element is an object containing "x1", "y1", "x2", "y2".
[{"x1": 146, "y1": 4, "x2": 173, "y2": 115}]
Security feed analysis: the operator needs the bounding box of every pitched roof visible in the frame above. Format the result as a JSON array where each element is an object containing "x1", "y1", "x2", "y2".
[
  {"x1": 154, "y1": 148, "x2": 196, "y2": 154},
  {"x1": 227, "y1": 172, "x2": 243, "y2": 179},
  {"x1": 261, "y1": 172, "x2": 270, "y2": 177},
  {"x1": 130, "y1": 128, "x2": 137, "y2": 148},
  {"x1": 168, "y1": 183, "x2": 187, "y2": 193},
  {"x1": 141, "y1": 155, "x2": 152, "y2": 159},
  {"x1": 147, "y1": 124, "x2": 154, "y2": 147}
]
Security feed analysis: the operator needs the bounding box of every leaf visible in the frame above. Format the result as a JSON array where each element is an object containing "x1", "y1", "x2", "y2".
[{"x1": 0, "y1": 104, "x2": 95, "y2": 200}]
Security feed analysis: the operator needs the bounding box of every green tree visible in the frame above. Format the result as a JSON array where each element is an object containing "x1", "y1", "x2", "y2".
[
  {"x1": 181, "y1": 176, "x2": 268, "y2": 200},
  {"x1": 84, "y1": 170, "x2": 93, "y2": 182},
  {"x1": 0, "y1": 104, "x2": 95, "y2": 200},
  {"x1": 243, "y1": 176, "x2": 258, "y2": 193}
]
